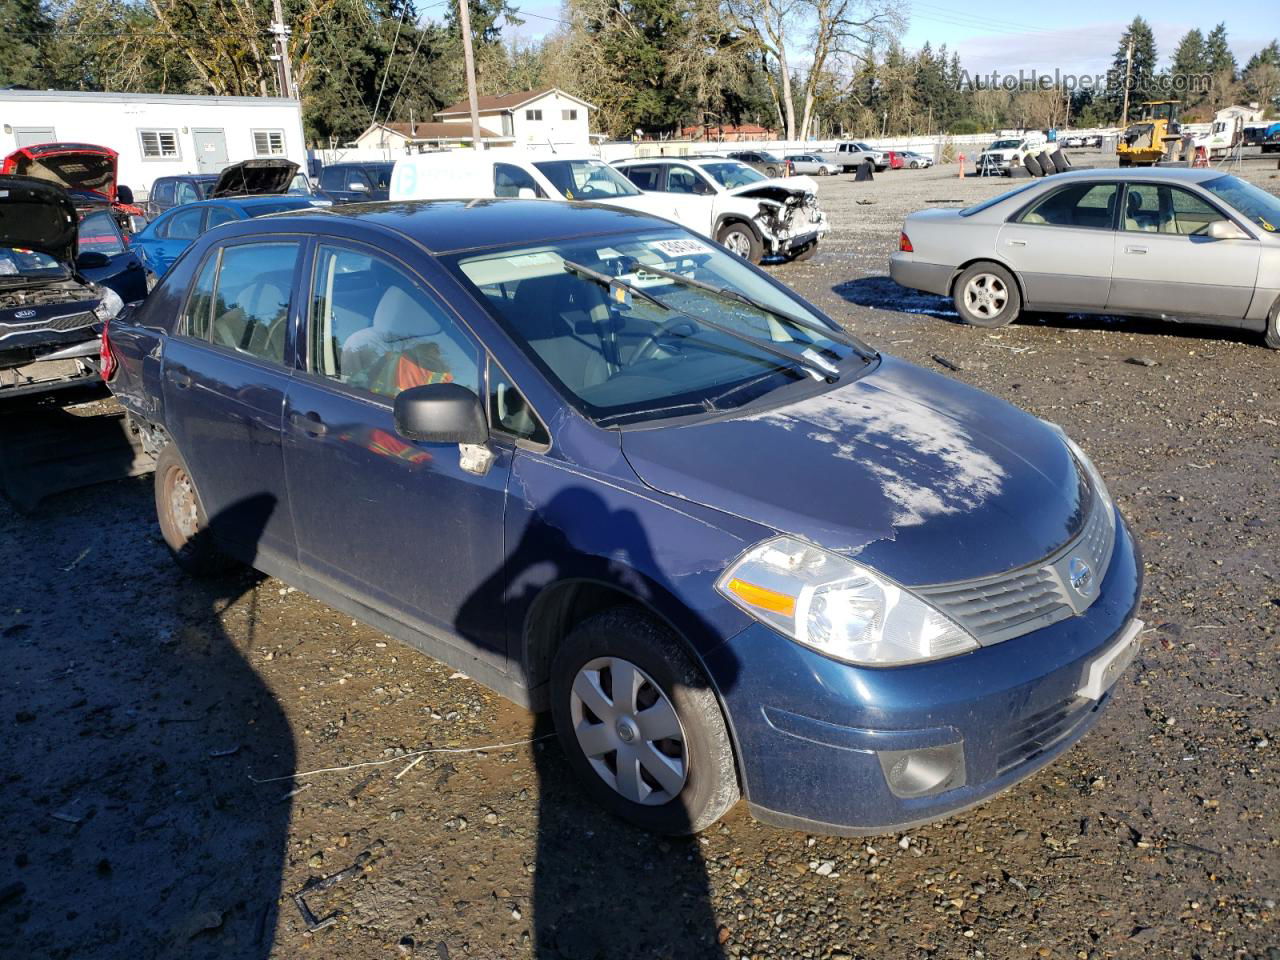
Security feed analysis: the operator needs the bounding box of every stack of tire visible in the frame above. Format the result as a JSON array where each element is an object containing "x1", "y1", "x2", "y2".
[{"x1": 1021, "y1": 149, "x2": 1072, "y2": 177}]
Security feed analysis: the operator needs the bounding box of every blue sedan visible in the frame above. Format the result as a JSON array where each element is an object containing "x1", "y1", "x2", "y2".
[
  {"x1": 102, "y1": 200, "x2": 1142, "y2": 836},
  {"x1": 130, "y1": 196, "x2": 322, "y2": 280}
]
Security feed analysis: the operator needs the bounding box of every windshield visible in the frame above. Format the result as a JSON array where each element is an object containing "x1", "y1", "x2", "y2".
[
  {"x1": 700, "y1": 162, "x2": 766, "y2": 190},
  {"x1": 1201, "y1": 175, "x2": 1280, "y2": 232},
  {"x1": 287, "y1": 173, "x2": 313, "y2": 196},
  {"x1": 988, "y1": 139, "x2": 1020, "y2": 150},
  {"x1": 532, "y1": 160, "x2": 641, "y2": 200},
  {"x1": 448, "y1": 229, "x2": 862, "y2": 425},
  {"x1": 960, "y1": 182, "x2": 1040, "y2": 216},
  {"x1": 0, "y1": 247, "x2": 68, "y2": 280},
  {"x1": 77, "y1": 210, "x2": 126, "y2": 256}
]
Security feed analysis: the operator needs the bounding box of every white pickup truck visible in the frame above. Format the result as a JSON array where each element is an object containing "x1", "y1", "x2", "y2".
[{"x1": 812, "y1": 142, "x2": 887, "y2": 173}]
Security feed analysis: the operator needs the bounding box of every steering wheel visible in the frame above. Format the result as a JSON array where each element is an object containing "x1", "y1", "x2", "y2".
[{"x1": 631, "y1": 317, "x2": 699, "y2": 365}]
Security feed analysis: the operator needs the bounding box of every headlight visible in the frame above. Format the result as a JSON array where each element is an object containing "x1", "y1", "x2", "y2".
[
  {"x1": 717, "y1": 536, "x2": 978, "y2": 666},
  {"x1": 93, "y1": 286, "x2": 124, "y2": 321}
]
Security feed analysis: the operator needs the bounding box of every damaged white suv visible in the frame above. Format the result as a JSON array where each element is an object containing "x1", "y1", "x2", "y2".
[{"x1": 613, "y1": 157, "x2": 829, "y2": 264}]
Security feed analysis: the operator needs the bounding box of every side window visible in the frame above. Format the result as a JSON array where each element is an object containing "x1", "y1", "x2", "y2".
[
  {"x1": 209, "y1": 242, "x2": 299, "y2": 363},
  {"x1": 620, "y1": 165, "x2": 662, "y2": 191},
  {"x1": 153, "y1": 180, "x2": 175, "y2": 205},
  {"x1": 164, "y1": 207, "x2": 206, "y2": 241},
  {"x1": 319, "y1": 167, "x2": 343, "y2": 191},
  {"x1": 666, "y1": 166, "x2": 709, "y2": 195},
  {"x1": 183, "y1": 251, "x2": 220, "y2": 341},
  {"x1": 175, "y1": 181, "x2": 200, "y2": 205},
  {"x1": 488, "y1": 359, "x2": 548, "y2": 445},
  {"x1": 1168, "y1": 187, "x2": 1223, "y2": 236},
  {"x1": 346, "y1": 170, "x2": 372, "y2": 192},
  {"x1": 207, "y1": 206, "x2": 238, "y2": 228},
  {"x1": 1017, "y1": 183, "x2": 1118, "y2": 229},
  {"x1": 309, "y1": 245, "x2": 480, "y2": 401},
  {"x1": 1123, "y1": 185, "x2": 1163, "y2": 233},
  {"x1": 493, "y1": 163, "x2": 543, "y2": 198}
]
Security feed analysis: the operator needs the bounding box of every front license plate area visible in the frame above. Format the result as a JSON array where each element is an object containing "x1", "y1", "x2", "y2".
[{"x1": 1078, "y1": 618, "x2": 1144, "y2": 700}]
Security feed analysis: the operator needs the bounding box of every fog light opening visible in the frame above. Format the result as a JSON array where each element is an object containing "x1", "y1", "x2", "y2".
[{"x1": 878, "y1": 742, "x2": 966, "y2": 799}]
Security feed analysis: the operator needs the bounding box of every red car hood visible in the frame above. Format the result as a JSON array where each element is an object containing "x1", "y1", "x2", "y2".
[{"x1": 3, "y1": 142, "x2": 119, "y2": 203}]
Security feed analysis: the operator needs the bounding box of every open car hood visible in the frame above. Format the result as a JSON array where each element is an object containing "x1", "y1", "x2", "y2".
[
  {"x1": 725, "y1": 175, "x2": 819, "y2": 201},
  {"x1": 211, "y1": 159, "x2": 300, "y2": 198},
  {"x1": 1, "y1": 142, "x2": 118, "y2": 203},
  {"x1": 0, "y1": 175, "x2": 79, "y2": 265}
]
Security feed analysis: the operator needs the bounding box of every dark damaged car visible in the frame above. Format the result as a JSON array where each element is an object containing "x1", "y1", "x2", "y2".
[
  {"x1": 0, "y1": 176, "x2": 124, "y2": 395},
  {"x1": 104, "y1": 200, "x2": 1142, "y2": 836}
]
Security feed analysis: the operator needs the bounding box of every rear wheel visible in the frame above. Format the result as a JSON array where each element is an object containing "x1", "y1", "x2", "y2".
[
  {"x1": 716, "y1": 221, "x2": 762, "y2": 263},
  {"x1": 953, "y1": 262, "x2": 1021, "y2": 328},
  {"x1": 550, "y1": 607, "x2": 739, "y2": 835},
  {"x1": 154, "y1": 443, "x2": 234, "y2": 576},
  {"x1": 1265, "y1": 298, "x2": 1280, "y2": 349}
]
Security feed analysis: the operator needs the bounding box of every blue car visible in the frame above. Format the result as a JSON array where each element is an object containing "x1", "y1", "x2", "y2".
[{"x1": 103, "y1": 200, "x2": 1143, "y2": 836}]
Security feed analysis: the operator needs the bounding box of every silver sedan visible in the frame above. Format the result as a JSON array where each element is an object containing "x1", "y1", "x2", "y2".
[
  {"x1": 890, "y1": 168, "x2": 1280, "y2": 347},
  {"x1": 786, "y1": 154, "x2": 840, "y2": 176}
]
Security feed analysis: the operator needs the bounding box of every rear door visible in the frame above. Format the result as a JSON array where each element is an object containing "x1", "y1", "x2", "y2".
[
  {"x1": 1108, "y1": 182, "x2": 1260, "y2": 320},
  {"x1": 282, "y1": 240, "x2": 512, "y2": 663},
  {"x1": 996, "y1": 181, "x2": 1119, "y2": 310},
  {"x1": 161, "y1": 237, "x2": 302, "y2": 565}
]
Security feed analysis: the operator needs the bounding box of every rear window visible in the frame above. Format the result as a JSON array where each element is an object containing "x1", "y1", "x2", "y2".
[
  {"x1": 960, "y1": 182, "x2": 1040, "y2": 217},
  {"x1": 77, "y1": 210, "x2": 126, "y2": 256}
]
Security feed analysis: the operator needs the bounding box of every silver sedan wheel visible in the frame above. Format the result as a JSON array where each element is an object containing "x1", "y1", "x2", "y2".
[
  {"x1": 963, "y1": 273, "x2": 1009, "y2": 320},
  {"x1": 569, "y1": 656, "x2": 688, "y2": 805}
]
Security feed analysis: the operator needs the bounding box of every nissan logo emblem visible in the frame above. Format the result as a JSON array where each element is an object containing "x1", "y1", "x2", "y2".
[{"x1": 1068, "y1": 557, "x2": 1093, "y2": 594}]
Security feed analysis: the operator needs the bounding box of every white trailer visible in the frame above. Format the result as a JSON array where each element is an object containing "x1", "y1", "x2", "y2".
[{"x1": 0, "y1": 90, "x2": 306, "y2": 201}]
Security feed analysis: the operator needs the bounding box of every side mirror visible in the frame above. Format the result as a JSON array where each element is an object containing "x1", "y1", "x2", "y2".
[
  {"x1": 116, "y1": 185, "x2": 134, "y2": 205},
  {"x1": 394, "y1": 383, "x2": 488, "y2": 445},
  {"x1": 127, "y1": 215, "x2": 149, "y2": 234},
  {"x1": 349, "y1": 181, "x2": 370, "y2": 193},
  {"x1": 1205, "y1": 219, "x2": 1248, "y2": 240},
  {"x1": 76, "y1": 251, "x2": 111, "y2": 269}
]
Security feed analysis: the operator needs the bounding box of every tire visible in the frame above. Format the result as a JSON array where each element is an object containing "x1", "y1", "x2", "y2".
[
  {"x1": 154, "y1": 443, "x2": 234, "y2": 577},
  {"x1": 952, "y1": 262, "x2": 1021, "y2": 328},
  {"x1": 715, "y1": 221, "x2": 762, "y2": 263},
  {"x1": 765, "y1": 166, "x2": 778, "y2": 177},
  {"x1": 1265, "y1": 297, "x2": 1280, "y2": 349},
  {"x1": 818, "y1": 166, "x2": 830, "y2": 176},
  {"x1": 909, "y1": 160, "x2": 920, "y2": 169},
  {"x1": 549, "y1": 607, "x2": 740, "y2": 835}
]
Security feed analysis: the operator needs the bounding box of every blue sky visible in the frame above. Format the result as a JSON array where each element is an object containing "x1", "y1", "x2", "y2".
[{"x1": 503, "y1": 0, "x2": 1277, "y2": 78}]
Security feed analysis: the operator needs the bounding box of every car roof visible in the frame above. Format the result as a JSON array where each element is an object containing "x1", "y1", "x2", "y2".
[
  {"x1": 249, "y1": 198, "x2": 680, "y2": 254},
  {"x1": 1030, "y1": 167, "x2": 1228, "y2": 185},
  {"x1": 161, "y1": 196, "x2": 316, "y2": 213}
]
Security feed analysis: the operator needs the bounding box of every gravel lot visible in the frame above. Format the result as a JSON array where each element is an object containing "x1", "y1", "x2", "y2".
[{"x1": 3, "y1": 154, "x2": 1277, "y2": 960}]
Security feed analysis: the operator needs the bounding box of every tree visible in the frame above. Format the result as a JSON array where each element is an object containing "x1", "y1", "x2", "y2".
[
  {"x1": 1243, "y1": 40, "x2": 1280, "y2": 115},
  {"x1": 727, "y1": 0, "x2": 900, "y2": 140},
  {"x1": 1170, "y1": 28, "x2": 1208, "y2": 106},
  {"x1": 0, "y1": 0, "x2": 53, "y2": 87},
  {"x1": 1204, "y1": 23, "x2": 1236, "y2": 78},
  {"x1": 1108, "y1": 16, "x2": 1158, "y2": 122}
]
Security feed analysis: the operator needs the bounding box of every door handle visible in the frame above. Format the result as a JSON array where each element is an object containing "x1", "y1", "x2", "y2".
[
  {"x1": 166, "y1": 368, "x2": 191, "y2": 389},
  {"x1": 288, "y1": 410, "x2": 328, "y2": 437},
  {"x1": 1007, "y1": 239, "x2": 1027, "y2": 246},
  {"x1": 1124, "y1": 245, "x2": 1148, "y2": 254}
]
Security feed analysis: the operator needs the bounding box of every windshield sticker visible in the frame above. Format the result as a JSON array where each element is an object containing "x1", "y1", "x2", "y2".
[
  {"x1": 650, "y1": 238, "x2": 711, "y2": 258},
  {"x1": 1260, "y1": 218, "x2": 1275, "y2": 232},
  {"x1": 595, "y1": 247, "x2": 623, "y2": 260}
]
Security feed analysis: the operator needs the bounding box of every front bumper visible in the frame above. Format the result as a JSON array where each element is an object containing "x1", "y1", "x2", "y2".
[
  {"x1": 703, "y1": 514, "x2": 1143, "y2": 835},
  {"x1": 889, "y1": 253, "x2": 953, "y2": 297}
]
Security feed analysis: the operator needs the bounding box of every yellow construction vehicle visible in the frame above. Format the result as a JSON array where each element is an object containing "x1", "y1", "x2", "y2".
[{"x1": 1117, "y1": 101, "x2": 1184, "y2": 166}]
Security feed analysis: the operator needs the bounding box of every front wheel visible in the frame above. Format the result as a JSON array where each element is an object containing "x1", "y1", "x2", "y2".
[
  {"x1": 1265, "y1": 297, "x2": 1280, "y2": 349},
  {"x1": 953, "y1": 262, "x2": 1021, "y2": 328},
  {"x1": 549, "y1": 608, "x2": 740, "y2": 835},
  {"x1": 715, "y1": 222, "x2": 762, "y2": 263}
]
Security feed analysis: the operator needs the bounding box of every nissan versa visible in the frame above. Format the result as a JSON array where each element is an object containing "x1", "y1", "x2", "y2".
[{"x1": 104, "y1": 200, "x2": 1143, "y2": 835}]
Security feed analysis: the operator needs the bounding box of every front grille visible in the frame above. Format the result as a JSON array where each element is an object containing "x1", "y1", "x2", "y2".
[
  {"x1": 0, "y1": 309, "x2": 97, "y2": 340},
  {"x1": 917, "y1": 459, "x2": 1116, "y2": 646},
  {"x1": 996, "y1": 696, "x2": 1098, "y2": 775}
]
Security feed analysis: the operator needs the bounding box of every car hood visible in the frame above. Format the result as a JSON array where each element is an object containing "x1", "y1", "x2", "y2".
[
  {"x1": 0, "y1": 175, "x2": 79, "y2": 265},
  {"x1": 2, "y1": 143, "x2": 118, "y2": 202},
  {"x1": 724, "y1": 176, "x2": 819, "y2": 199},
  {"x1": 211, "y1": 159, "x2": 300, "y2": 198},
  {"x1": 619, "y1": 355, "x2": 1088, "y2": 585}
]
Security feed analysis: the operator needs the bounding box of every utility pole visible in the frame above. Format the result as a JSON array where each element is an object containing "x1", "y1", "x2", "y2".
[
  {"x1": 457, "y1": 0, "x2": 484, "y2": 150},
  {"x1": 269, "y1": 0, "x2": 296, "y2": 100},
  {"x1": 1119, "y1": 36, "x2": 1134, "y2": 127}
]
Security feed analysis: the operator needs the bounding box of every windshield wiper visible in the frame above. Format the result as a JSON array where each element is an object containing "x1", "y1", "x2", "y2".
[
  {"x1": 563, "y1": 259, "x2": 834, "y2": 382},
  {"x1": 621, "y1": 258, "x2": 866, "y2": 354}
]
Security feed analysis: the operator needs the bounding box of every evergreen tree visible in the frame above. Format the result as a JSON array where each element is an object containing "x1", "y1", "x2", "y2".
[
  {"x1": 1108, "y1": 16, "x2": 1158, "y2": 121},
  {"x1": 0, "y1": 0, "x2": 51, "y2": 87},
  {"x1": 1204, "y1": 23, "x2": 1236, "y2": 79}
]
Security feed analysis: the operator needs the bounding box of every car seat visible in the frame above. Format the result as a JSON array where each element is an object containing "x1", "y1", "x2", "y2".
[
  {"x1": 504, "y1": 273, "x2": 611, "y2": 393},
  {"x1": 1125, "y1": 192, "x2": 1160, "y2": 232},
  {"x1": 342, "y1": 285, "x2": 474, "y2": 394},
  {"x1": 212, "y1": 275, "x2": 289, "y2": 358}
]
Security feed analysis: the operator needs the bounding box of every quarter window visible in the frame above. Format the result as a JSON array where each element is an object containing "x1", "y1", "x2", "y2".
[
  {"x1": 488, "y1": 359, "x2": 548, "y2": 444},
  {"x1": 619, "y1": 164, "x2": 662, "y2": 191},
  {"x1": 139, "y1": 129, "x2": 180, "y2": 159},
  {"x1": 308, "y1": 245, "x2": 480, "y2": 400},
  {"x1": 252, "y1": 129, "x2": 286, "y2": 157},
  {"x1": 1016, "y1": 183, "x2": 1118, "y2": 229},
  {"x1": 207, "y1": 206, "x2": 238, "y2": 228},
  {"x1": 183, "y1": 251, "x2": 220, "y2": 341},
  {"x1": 209, "y1": 242, "x2": 299, "y2": 363}
]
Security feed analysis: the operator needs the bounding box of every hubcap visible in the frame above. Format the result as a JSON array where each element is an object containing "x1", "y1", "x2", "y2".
[
  {"x1": 964, "y1": 274, "x2": 1008, "y2": 319},
  {"x1": 723, "y1": 232, "x2": 751, "y2": 257},
  {"x1": 569, "y1": 656, "x2": 688, "y2": 805},
  {"x1": 167, "y1": 467, "x2": 199, "y2": 541}
]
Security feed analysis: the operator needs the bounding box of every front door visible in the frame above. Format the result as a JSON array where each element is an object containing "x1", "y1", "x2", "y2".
[
  {"x1": 192, "y1": 128, "x2": 228, "y2": 173},
  {"x1": 996, "y1": 181, "x2": 1119, "y2": 310},
  {"x1": 1107, "y1": 182, "x2": 1261, "y2": 321},
  {"x1": 161, "y1": 238, "x2": 303, "y2": 564},
  {"x1": 283, "y1": 242, "x2": 511, "y2": 663},
  {"x1": 661, "y1": 164, "x2": 718, "y2": 237}
]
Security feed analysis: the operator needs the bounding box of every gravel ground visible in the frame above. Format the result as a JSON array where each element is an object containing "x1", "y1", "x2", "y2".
[{"x1": 2, "y1": 154, "x2": 1277, "y2": 960}]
